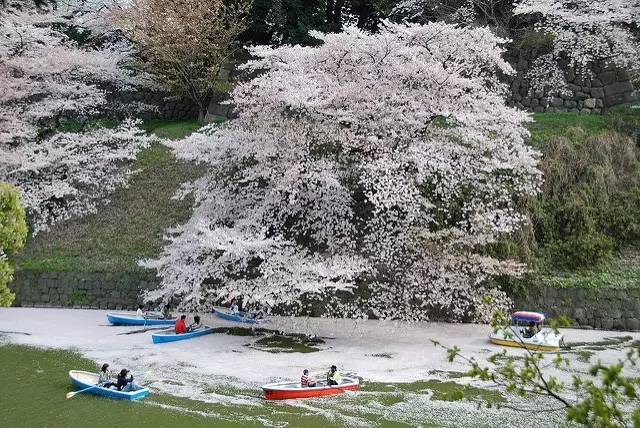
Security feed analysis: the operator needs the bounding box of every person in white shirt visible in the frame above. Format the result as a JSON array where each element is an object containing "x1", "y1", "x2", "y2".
[
  {"x1": 301, "y1": 369, "x2": 317, "y2": 387},
  {"x1": 98, "y1": 363, "x2": 116, "y2": 389},
  {"x1": 230, "y1": 300, "x2": 239, "y2": 315},
  {"x1": 188, "y1": 315, "x2": 202, "y2": 332},
  {"x1": 136, "y1": 305, "x2": 145, "y2": 319}
]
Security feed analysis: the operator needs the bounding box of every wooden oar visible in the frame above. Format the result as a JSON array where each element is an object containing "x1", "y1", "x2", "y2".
[
  {"x1": 66, "y1": 384, "x2": 99, "y2": 399},
  {"x1": 117, "y1": 326, "x2": 167, "y2": 335},
  {"x1": 0, "y1": 330, "x2": 31, "y2": 335}
]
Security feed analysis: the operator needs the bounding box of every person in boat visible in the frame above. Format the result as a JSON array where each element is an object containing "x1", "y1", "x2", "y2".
[
  {"x1": 524, "y1": 321, "x2": 539, "y2": 338},
  {"x1": 251, "y1": 307, "x2": 266, "y2": 320},
  {"x1": 188, "y1": 315, "x2": 201, "y2": 332},
  {"x1": 301, "y1": 369, "x2": 317, "y2": 388},
  {"x1": 160, "y1": 306, "x2": 171, "y2": 320},
  {"x1": 230, "y1": 299, "x2": 240, "y2": 315},
  {"x1": 327, "y1": 365, "x2": 341, "y2": 386},
  {"x1": 98, "y1": 363, "x2": 117, "y2": 389},
  {"x1": 136, "y1": 305, "x2": 145, "y2": 319},
  {"x1": 175, "y1": 315, "x2": 187, "y2": 334},
  {"x1": 116, "y1": 369, "x2": 139, "y2": 392}
]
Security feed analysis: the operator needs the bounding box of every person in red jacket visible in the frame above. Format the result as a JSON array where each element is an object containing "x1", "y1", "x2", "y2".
[{"x1": 175, "y1": 315, "x2": 187, "y2": 334}]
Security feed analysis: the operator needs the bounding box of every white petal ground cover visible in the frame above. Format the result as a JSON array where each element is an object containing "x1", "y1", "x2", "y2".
[{"x1": 1, "y1": 308, "x2": 638, "y2": 427}]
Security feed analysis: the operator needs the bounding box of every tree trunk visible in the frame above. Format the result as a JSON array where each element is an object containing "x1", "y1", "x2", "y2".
[
  {"x1": 198, "y1": 107, "x2": 207, "y2": 125},
  {"x1": 326, "y1": 0, "x2": 344, "y2": 33}
]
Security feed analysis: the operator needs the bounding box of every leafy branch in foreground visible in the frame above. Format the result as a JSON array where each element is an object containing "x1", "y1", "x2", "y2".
[{"x1": 433, "y1": 314, "x2": 640, "y2": 427}]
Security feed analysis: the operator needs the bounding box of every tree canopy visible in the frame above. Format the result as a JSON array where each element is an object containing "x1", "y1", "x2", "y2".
[{"x1": 145, "y1": 23, "x2": 541, "y2": 321}]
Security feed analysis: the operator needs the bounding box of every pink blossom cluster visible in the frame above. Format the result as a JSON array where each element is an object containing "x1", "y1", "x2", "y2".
[{"x1": 145, "y1": 23, "x2": 541, "y2": 321}]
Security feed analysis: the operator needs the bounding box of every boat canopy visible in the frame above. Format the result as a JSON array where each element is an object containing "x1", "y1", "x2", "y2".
[{"x1": 512, "y1": 311, "x2": 545, "y2": 323}]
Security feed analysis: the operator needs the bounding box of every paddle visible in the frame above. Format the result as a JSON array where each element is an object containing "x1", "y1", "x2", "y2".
[
  {"x1": 0, "y1": 330, "x2": 31, "y2": 336},
  {"x1": 66, "y1": 384, "x2": 99, "y2": 399},
  {"x1": 117, "y1": 326, "x2": 167, "y2": 335}
]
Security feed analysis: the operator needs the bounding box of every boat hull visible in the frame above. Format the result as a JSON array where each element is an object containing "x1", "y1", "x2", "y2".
[
  {"x1": 107, "y1": 313, "x2": 176, "y2": 326},
  {"x1": 262, "y1": 378, "x2": 359, "y2": 400},
  {"x1": 489, "y1": 327, "x2": 563, "y2": 352},
  {"x1": 68, "y1": 370, "x2": 149, "y2": 401},
  {"x1": 213, "y1": 307, "x2": 267, "y2": 325},
  {"x1": 489, "y1": 337, "x2": 560, "y2": 352},
  {"x1": 152, "y1": 326, "x2": 214, "y2": 344}
]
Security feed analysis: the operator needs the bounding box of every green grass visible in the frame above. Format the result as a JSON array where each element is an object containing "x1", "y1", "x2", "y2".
[
  {"x1": 58, "y1": 117, "x2": 120, "y2": 133},
  {"x1": 528, "y1": 104, "x2": 640, "y2": 148},
  {"x1": 140, "y1": 119, "x2": 201, "y2": 140},
  {"x1": 13, "y1": 120, "x2": 205, "y2": 273},
  {"x1": 536, "y1": 251, "x2": 640, "y2": 289}
]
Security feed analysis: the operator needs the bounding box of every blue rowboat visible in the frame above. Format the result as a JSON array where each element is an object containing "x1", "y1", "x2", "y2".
[
  {"x1": 151, "y1": 326, "x2": 214, "y2": 344},
  {"x1": 213, "y1": 306, "x2": 268, "y2": 325},
  {"x1": 107, "y1": 313, "x2": 177, "y2": 326},
  {"x1": 68, "y1": 370, "x2": 150, "y2": 401}
]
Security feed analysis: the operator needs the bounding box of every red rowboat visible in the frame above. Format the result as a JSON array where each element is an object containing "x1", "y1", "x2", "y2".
[{"x1": 262, "y1": 377, "x2": 360, "y2": 400}]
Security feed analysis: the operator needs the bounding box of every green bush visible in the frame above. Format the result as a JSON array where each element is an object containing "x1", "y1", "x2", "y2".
[
  {"x1": 0, "y1": 259, "x2": 15, "y2": 307},
  {"x1": 542, "y1": 234, "x2": 615, "y2": 270},
  {"x1": 0, "y1": 183, "x2": 28, "y2": 307},
  {"x1": 499, "y1": 132, "x2": 640, "y2": 271},
  {"x1": 0, "y1": 183, "x2": 28, "y2": 255},
  {"x1": 517, "y1": 30, "x2": 555, "y2": 52}
]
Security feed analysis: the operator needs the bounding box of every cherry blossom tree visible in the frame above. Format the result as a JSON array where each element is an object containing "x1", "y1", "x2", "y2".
[
  {"x1": 0, "y1": 5, "x2": 154, "y2": 233},
  {"x1": 1, "y1": 120, "x2": 154, "y2": 234},
  {"x1": 514, "y1": 1, "x2": 640, "y2": 75},
  {"x1": 514, "y1": 0, "x2": 640, "y2": 95},
  {"x1": 144, "y1": 23, "x2": 541, "y2": 321}
]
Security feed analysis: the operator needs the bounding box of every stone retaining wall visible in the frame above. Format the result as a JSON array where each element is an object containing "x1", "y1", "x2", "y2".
[
  {"x1": 506, "y1": 52, "x2": 636, "y2": 114},
  {"x1": 110, "y1": 89, "x2": 199, "y2": 121},
  {"x1": 510, "y1": 285, "x2": 640, "y2": 331},
  {"x1": 9, "y1": 270, "x2": 161, "y2": 310},
  {"x1": 9, "y1": 270, "x2": 640, "y2": 331}
]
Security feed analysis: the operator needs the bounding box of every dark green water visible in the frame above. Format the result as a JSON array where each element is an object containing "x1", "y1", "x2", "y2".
[{"x1": 0, "y1": 344, "x2": 505, "y2": 427}]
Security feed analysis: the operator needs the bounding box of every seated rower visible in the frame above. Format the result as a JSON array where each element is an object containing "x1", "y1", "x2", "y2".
[
  {"x1": 230, "y1": 300, "x2": 239, "y2": 315},
  {"x1": 175, "y1": 315, "x2": 187, "y2": 334},
  {"x1": 188, "y1": 315, "x2": 201, "y2": 332},
  {"x1": 116, "y1": 369, "x2": 139, "y2": 392},
  {"x1": 301, "y1": 369, "x2": 316, "y2": 387},
  {"x1": 327, "y1": 365, "x2": 341, "y2": 386},
  {"x1": 525, "y1": 321, "x2": 538, "y2": 338},
  {"x1": 98, "y1": 363, "x2": 116, "y2": 389}
]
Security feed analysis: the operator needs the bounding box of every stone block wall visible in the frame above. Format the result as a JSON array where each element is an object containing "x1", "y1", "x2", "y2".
[
  {"x1": 10, "y1": 270, "x2": 161, "y2": 310},
  {"x1": 506, "y1": 52, "x2": 637, "y2": 114},
  {"x1": 511, "y1": 284, "x2": 640, "y2": 331},
  {"x1": 10, "y1": 270, "x2": 640, "y2": 331},
  {"x1": 110, "y1": 89, "x2": 199, "y2": 121}
]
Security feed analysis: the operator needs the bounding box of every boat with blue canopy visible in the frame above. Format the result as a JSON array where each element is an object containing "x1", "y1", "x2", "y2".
[
  {"x1": 489, "y1": 311, "x2": 564, "y2": 352},
  {"x1": 151, "y1": 326, "x2": 214, "y2": 344},
  {"x1": 107, "y1": 312, "x2": 176, "y2": 326},
  {"x1": 68, "y1": 370, "x2": 150, "y2": 400},
  {"x1": 213, "y1": 306, "x2": 268, "y2": 325}
]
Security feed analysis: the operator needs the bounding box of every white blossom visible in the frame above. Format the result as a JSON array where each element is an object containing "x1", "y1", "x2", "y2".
[
  {"x1": 0, "y1": 5, "x2": 154, "y2": 233},
  {"x1": 146, "y1": 23, "x2": 541, "y2": 321},
  {"x1": 515, "y1": 0, "x2": 640, "y2": 91}
]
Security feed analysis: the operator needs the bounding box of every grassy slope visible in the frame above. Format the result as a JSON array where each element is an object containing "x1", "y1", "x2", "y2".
[
  {"x1": 12, "y1": 106, "x2": 640, "y2": 289},
  {"x1": 528, "y1": 105, "x2": 640, "y2": 148},
  {"x1": 528, "y1": 105, "x2": 640, "y2": 288},
  {"x1": 13, "y1": 120, "x2": 203, "y2": 273}
]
